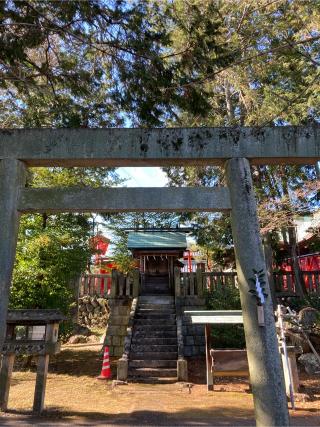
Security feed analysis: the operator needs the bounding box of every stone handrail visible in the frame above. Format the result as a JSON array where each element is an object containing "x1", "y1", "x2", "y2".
[
  {"x1": 117, "y1": 297, "x2": 138, "y2": 381},
  {"x1": 110, "y1": 269, "x2": 140, "y2": 298},
  {"x1": 176, "y1": 314, "x2": 188, "y2": 381}
]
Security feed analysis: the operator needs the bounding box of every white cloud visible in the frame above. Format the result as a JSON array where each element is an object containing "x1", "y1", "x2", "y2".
[{"x1": 118, "y1": 167, "x2": 168, "y2": 187}]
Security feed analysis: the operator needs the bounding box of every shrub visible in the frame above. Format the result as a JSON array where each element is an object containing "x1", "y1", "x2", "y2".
[{"x1": 205, "y1": 284, "x2": 246, "y2": 349}]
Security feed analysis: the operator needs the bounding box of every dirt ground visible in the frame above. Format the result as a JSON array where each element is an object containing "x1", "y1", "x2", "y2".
[{"x1": 0, "y1": 344, "x2": 319, "y2": 426}]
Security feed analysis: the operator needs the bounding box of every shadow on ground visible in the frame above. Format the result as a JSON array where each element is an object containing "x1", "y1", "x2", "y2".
[{"x1": 1, "y1": 405, "x2": 320, "y2": 426}]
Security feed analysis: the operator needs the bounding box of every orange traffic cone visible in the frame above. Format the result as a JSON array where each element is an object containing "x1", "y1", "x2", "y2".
[{"x1": 97, "y1": 346, "x2": 111, "y2": 380}]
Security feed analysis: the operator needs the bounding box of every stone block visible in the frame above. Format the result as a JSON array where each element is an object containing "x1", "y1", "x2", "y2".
[
  {"x1": 186, "y1": 325, "x2": 195, "y2": 335},
  {"x1": 184, "y1": 346, "x2": 193, "y2": 357},
  {"x1": 113, "y1": 346, "x2": 124, "y2": 357},
  {"x1": 182, "y1": 315, "x2": 192, "y2": 325},
  {"x1": 117, "y1": 358, "x2": 128, "y2": 381},
  {"x1": 110, "y1": 315, "x2": 129, "y2": 326},
  {"x1": 192, "y1": 345, "x2": 199, "y2": 356},
  {"x1": 194, "y1": 336, "x2": 205, "y2": 345},
  {"x1": 107, "y1": 325, "x2": 127, "y2": 336},
  {"x1": 196, "y1": 325, "x2": 205, "y2": 335},
  {"x1": 177, "y1": 358, "x2": 188, "y2": 382},
  {"x1": 112, "y1": 336, "x2": 121, "y2": 346},
  {"x1": 104, "y1": 335, "x2": 112, "y2": 346},
  {"x1": 113, "y1": 306, "x2": 131, "y2": 316},
  {"x1": 186, "y1": 336, "x2": 194, "y2": 346},
  {"x1": 199, "y1": 345, "x2": 206, "y2": 355}
]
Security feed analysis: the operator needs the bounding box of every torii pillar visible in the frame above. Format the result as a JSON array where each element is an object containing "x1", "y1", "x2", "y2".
[
  {"x1": 0, "y1": 159, "x2": 26, "y2": 348},
  {"x1": 225, "y1": 158, "x2": 289, "y2": 427}
]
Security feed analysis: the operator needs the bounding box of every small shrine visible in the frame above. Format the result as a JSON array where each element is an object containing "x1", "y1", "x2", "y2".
[{"x1": 127, "y1": 230, "x2": 187, "y2": 294}]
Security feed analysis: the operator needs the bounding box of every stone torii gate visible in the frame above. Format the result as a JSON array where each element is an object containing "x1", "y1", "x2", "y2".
[{"x1": 0, "y1": 126, "x2": 319, "y2": 426}]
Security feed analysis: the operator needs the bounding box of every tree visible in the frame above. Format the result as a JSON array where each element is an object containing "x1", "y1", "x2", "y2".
[
  {"x1": 0, "y1": 0, "x2": 232, "y2": 126},
  {"x1": 163, "y1": 0, "x2": 319, "y2": 272}
]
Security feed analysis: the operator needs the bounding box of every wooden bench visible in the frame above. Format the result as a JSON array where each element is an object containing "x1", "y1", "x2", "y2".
[{"x1": 210, "y1": 349, "x2": 249, "y2": 383}]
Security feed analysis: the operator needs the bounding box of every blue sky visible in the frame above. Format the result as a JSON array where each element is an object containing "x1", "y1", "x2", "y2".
[{"x1": 117, "y1": 167, "x2": 168, "y2": 187}]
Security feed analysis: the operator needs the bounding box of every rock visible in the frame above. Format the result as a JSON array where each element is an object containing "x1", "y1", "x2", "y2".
[
  {"x1": 299, "y1": 307, "x2": 319, "y2": 329},
  {"x1": 87, "y1": 335, "x2": 100, "y2": 343},
  {"x1": 72, "y1": 324, "x2": 91, "y2": 336},
  {"x1": 68, "y1": 334, "x2": 88, "y2": 344},
  {"x1": 298, "y1": 353, "x2": 320, "y2": 375},
  {"x1": 287, "y1": 331, "x2": 310, "y2": 353},
  {"x1": 86, "y1": 304, "x2": 94, "y2": 312},
  {"x1": 97, "y1": 298, "x2": 107, "y2": 307},
  {"x1": 293, "y1": 392, "x2": 312, "y2": 402},
  {"x1": 91, "y1": 298, "x2": 99, "y2": 308}
]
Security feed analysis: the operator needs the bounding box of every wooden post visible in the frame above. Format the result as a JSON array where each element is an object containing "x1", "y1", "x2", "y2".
[
  {"x1": 225, "y1": 158, "x2": 289, "y2": 427},
  {"x1": 33, "y1": 354, "x2": 49, "y2": 414},
  {"x1": 0, "y1": 159, "x2": 27, "y2": 348},
  {"x1": 110, "y1": 269, "x2": 117, "y2": 298},
  {"x1": 196, "y1": 266, "x2": 203, "y2": 297},
  {"x1": 132, "y1": 269, "x2": 140, "y2": 297},
  {"x1": 0, "y1": 354, "x2": 15, "y2": 411},
  {"x1": 174, "y1": 267, "x2": 181, "y2": 297},
  {"x1": 205, "y1": 324, "x2": 213, "y2": 391}
]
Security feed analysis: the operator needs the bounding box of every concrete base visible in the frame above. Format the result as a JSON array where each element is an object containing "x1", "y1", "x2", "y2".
[
  {"x1": 177, "y1": 358, "x2": 188, "y2": 382},
  {"x1": 117, "y1": 357, "x2": 128, "y2": 381}
]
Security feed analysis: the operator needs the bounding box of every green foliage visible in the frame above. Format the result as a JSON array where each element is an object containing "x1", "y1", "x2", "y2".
[
  {"x1": 0, "y1": 0, "x2": 232, "y2": 127},
  {"x1": 163, "y1": 0, "x2": 319, "y2": 264},
  {"x1": 10, "y1": 213, "x2": 92, "y2": 313},
  {"x1": 205, "y1": 285, "x2": 246, "y2": 349},
  {"x1": 205, "y1": 284, "x2": 242, "y2": 311},
  {"x1": 286, "y1": 295, "x2": 320, "y2": 314},
  {"x1": 111, "y1": 230, "x2": 136, "y2": 274}
]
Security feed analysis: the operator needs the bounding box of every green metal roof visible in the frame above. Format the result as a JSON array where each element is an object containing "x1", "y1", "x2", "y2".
[{"x1": 127, "y1": 231, "x2": 187, "y2": 250}]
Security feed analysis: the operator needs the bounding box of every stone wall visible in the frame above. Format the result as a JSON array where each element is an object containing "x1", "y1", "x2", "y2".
[
  {"x1": 176, "y1": 296, "x2": 206, "y2": 357},
  {"x1": 104, "y1": 298, "x2": 133, "y2": 357},
  {"x1": 78, "y1": 295, "x2": 109, "y2": 328}
]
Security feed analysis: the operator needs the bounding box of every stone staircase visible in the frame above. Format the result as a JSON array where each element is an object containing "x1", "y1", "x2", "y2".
[
  {"x1": 142, "y1": 274, "x2": 171, "y2": 295},
  {"x1": 128, "y1": 295, "x2": 178, "y2": 383}
]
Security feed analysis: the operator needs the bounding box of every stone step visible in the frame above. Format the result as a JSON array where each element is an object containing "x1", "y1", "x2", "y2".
[
  {"x1": 128, "y1": 368, "x2": 177, "y2": 378},
  {"x1": 138, "y1": 296, "x2": 174, "y2": 304},
  {"x1": 130, "y1": 344, "x2": 177, "y2": 353},
  {"x1": 134, "y1": 319, "x2": 176, "y2": 326},
  {"x1": 132, "y1": 330, "x2": 177, "y2": 338},
  {"x1": 129, "y1": 359, "x2": 177, "y2": 368},
  {"x1": 142, "y1": 287, "x2": 171, "y2": 296},
  {"x1": 133, "y1": 324, "x2": 176, "y2": 332},
  {"x1": 144, "y1": 282, "x2": 169, "y2": 287},
  {"x1": 130, "y1": 352, "x2": 178, "y2": 360},
  {"x1": 129, "y1": 376, "x2": 178, "y2": 384},
  {"x1": 131, "y1": 337, "x2": 177, "y2": 345},
  {"x1": 135, "y1": 315, "x2": 176, "y2": 321},
  {"x1": 137, "y1": 304, "x2": 176, "y2": 313},
  {"x1": 136, "y1": 309, "x2": 175, "y2": 314}
]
